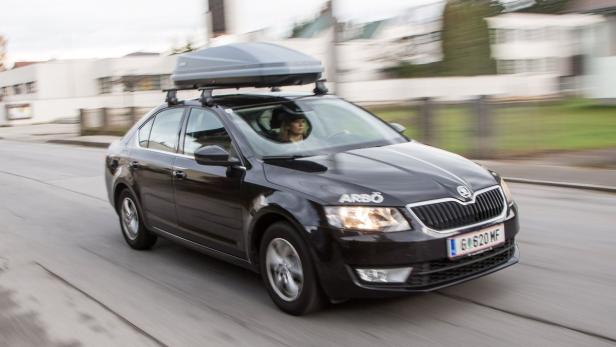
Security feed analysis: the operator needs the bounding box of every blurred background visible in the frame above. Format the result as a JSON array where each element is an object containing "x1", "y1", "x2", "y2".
[
  {"x1": 1, "y1": 0, "x2": 615, "y2": 160},
  {"x1": 1, "y1": 2, "x2": 616, "y2": 346}
]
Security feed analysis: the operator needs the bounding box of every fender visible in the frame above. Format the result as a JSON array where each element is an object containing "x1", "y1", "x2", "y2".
[{"x1": 109, "y1": 160, "x2": 160, "y2": 231}]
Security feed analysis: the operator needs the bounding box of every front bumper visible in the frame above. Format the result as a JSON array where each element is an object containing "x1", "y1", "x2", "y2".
[{"x1": 309, "y1": 204, "x2": 520, "y2": 301}]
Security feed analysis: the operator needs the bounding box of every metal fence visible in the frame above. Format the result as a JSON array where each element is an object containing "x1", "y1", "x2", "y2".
[
  {"x1": 80, "y1": 98, "x2": 613, "y2": 159},
  {"x1": 367, "y1": 96, "x2": 585, "y2": 159},
  {"x1": 79, "y1": 107, "x2": 151, "y2": 136}
]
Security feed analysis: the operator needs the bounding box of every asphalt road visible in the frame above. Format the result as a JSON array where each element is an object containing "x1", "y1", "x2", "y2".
[{"x1": 0, "y1": 139, "x2": 614, "y2": 347}]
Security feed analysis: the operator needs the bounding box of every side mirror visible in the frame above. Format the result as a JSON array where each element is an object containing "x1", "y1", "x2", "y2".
[
  {"x1": 194, "y1": 145, "x2": 238, "y2": 166},
  {"x1": 390, "y1": 122, "x2": 406, "y2": 134}
]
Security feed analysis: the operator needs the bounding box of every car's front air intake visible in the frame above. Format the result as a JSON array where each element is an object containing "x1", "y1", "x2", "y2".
[{"x1": 409, "y1": 187, "x2": 506, "y2": 231}]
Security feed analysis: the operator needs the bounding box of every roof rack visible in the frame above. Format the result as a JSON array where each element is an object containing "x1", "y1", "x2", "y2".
[
  {"x1": 199, "y1": 88, "x2": 215, "y2": 107},
  {"x1": 163, "y1": 84, "x2": 217, "y2": 106},
  {"x1": 163, "y1": 78, "x2": 328, "y2": 107},
  {"x1": 313, "y1": 79, "x2": 328, "y2": 95},
  {"x1": 163, "y1": 85, "x2": 196, "y2": 106}
]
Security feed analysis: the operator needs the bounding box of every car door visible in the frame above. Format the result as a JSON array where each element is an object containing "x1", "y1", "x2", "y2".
[
  {"x1": 172, "y1": 107, "x2": 246, "y2": 257},
  {"x1": 130, "y1": 107, "x2": 186, "y2": 232}
]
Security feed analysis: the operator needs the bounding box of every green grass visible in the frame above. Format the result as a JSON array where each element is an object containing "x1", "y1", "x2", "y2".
[{"x1": 369, "y1": 99, "x2": 616, "y2": 157}]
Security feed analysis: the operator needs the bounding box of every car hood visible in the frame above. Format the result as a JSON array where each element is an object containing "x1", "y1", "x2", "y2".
[{"x1": 263, "y1": 141, "x2": 499, "y2": 206}]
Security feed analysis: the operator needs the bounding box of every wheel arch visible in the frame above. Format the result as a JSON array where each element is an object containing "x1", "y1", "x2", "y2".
[
  {"x1": 248, "y1": 207, "x2": 310, "y2": 267},
  {"x1": 112, "y1": 180, "x2": 140, "y2": 214}
]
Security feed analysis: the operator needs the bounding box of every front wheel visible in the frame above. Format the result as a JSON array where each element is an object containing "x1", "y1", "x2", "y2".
[
  {"x1": 117, "y1": 190, "x2": 157, "y2": 250},
  {"x1": 259, "y1": 222, "x2": 325, "y2": 315}
]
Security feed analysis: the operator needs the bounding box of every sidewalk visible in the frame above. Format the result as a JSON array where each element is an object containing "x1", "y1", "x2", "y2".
[
  {"x1": 477, "y1": 160, "x2": 616, "y2": 192},
  {"x1": 1, "y1": 124, "x2": 615, "y2": 192},
  {"x1": 0, "y1": 123, "x2": 121, "y2": 148}
]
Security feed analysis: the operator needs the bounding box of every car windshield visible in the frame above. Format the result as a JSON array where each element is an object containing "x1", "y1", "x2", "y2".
[{"x1": 225, "y1": 97, "x2": 407, "y2": 158}]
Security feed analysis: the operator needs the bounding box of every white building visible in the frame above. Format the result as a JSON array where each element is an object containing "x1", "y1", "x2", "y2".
[
  {"x1": 0, "y1": 54, "x2": 177, "y2": 125},
  {"x1": 564, "y1": 0, "x2": 616, "y2": 101},
  {"x1": 486, "y1": 13, "x2": 603, "y2": 76},
  {"x1": 9, "y1": 5, "x2": 606, "y2": 125}
]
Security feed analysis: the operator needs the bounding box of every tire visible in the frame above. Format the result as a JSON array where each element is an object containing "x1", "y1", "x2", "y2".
[
  {"x1": 117, "y1": 189, "x2": 157, "y2": 250},
  {"x1": 259, "y1": 221, "x2": 325, "y2": 315}
]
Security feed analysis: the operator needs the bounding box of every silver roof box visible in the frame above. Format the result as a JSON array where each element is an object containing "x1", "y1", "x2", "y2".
[{"x1": 171, "y1": 42, "x2": 323, "y2": 89}]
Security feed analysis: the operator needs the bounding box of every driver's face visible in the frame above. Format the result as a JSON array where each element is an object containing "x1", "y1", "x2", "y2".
[{"x1": 289, "y1": 119, "x2": 305, "y2": 135}]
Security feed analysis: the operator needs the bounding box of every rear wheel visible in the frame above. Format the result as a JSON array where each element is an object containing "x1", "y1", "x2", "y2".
[
  {"x1": 259, "y1": 222, "x2": 324, "y2": 315},
  {"x1": 117, "y1": 189, "x2": 157, "y2": 250}
]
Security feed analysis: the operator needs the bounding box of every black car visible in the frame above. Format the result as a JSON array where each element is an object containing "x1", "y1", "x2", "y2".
[
  {"x1": 105, "y1": 90, "x2": 519, "y2": 315},
  {"x1": 105, "y1": 43, "x2": 518, "y2": 315}
]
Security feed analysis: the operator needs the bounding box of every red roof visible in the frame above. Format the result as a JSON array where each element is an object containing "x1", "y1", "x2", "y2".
[{"x1": 13, "y1": 61, "x2": 40, "y2": 68}]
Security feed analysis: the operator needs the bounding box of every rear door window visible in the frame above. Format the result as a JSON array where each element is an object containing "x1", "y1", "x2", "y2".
[
  {"x1": 148, "y1": 108, "x2": 185, "y2": 153},
  {"x1": 138, "y1": 117, "x2": 154, "y2": 147}
]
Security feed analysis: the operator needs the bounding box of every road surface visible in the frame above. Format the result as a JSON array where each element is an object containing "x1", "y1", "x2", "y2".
[{"x1": 0, "y1": 139, "x2": 614, "y2": 347}]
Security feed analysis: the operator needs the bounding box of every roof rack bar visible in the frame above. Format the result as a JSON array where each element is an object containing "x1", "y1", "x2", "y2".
[
  {"x1": 163, "y1": 85, "x2": 202, "y2": 105},
  {"x1": 198, "y1": 88, "x2": 215, "y2": 107},
  {"x1": 313, "y1": 79, "x2": 328, "y2": 95},
  {"x1": 165, "y1": 89, "x2": 179, "y2": 105},
  {"x1": 162, "y1": 85, "x2": 199, "y2": 92}
]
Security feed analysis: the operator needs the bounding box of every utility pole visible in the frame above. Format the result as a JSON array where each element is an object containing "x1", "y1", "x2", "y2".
[
  {"x1": 327, "y1": 0, "x2": 340, "y2": 95},
  {"x1": 202, "y1": 0, "x2": 211, "y2": 47},
  {"x1": 0, "y1": 36, "x2": 7, "y2": 72}
]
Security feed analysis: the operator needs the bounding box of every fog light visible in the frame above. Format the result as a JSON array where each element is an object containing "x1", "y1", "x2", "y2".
[{"x1": 355, "y1": 267, "x2": 412, "y2": 283}]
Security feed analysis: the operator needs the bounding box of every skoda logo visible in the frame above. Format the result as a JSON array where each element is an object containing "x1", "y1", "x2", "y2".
[{"x1": 457, "y1": 186, "x2": 472, "y2": 199}]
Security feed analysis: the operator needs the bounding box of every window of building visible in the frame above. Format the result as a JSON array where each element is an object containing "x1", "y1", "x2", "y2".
[
  {"x1": 99, "y1": 77, "x2": 112, "y2": 94},
  {"x1": 13, "y1": 85, "x2": 23, "y2": 95},
  {"x1": 545, "y1": 27, "x2": 555, "y2": 40},
  {"x1": 25, "y1": 81, "x2": 37, "y2": 94},
  {"x1": 499, "y1": 60, "x2": 515, "y2": 74},
  {"x1": 160, "y1": 75, "x2": 173, "y2": 90},
  {"x1": 494, "y1": 29, "x2": 504, "y2": 44},
  {"x1": 530, "y1": 59, "x2": 542, "y2": 73},
  {"x1": 548, "y1": 58, "x2": 558, "y2": 73},
  {"x1": 489, "y1": 29, "x2": 497, "y2": 45},
  {"x1": 130, "y1": 75, "x2": 163, "y2": 92},
  {"x1": 150, "y1": 75, "x2": 161, "y2": 91},
  {"x1": 135, "y1": 76, "x2": 154, "y2": 91},
  {"x1": 504, "y1": 29, "x2": 516, "y2": 43}
]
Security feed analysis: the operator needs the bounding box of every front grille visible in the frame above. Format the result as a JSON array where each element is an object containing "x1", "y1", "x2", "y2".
[
  {"x1": 410, "y1": 187, "x2": 505, "y2": 231},
  {"x1": 406, "y1": 239, "x2": 515, "y2": 288}
]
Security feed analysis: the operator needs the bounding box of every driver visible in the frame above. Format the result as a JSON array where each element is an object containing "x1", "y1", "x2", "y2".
[{"x1": 279, "y1": 112, "x2": 307, "y2": 143}]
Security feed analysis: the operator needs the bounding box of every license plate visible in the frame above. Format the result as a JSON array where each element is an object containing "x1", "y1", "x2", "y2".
[{"x1": 447, "y1": 224, "x2": 505, "y2": 259}]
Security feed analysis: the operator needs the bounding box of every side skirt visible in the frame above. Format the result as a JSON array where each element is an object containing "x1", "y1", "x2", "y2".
[{"x1": 152, "y1": 227, "x2": 258, "y2": 272}]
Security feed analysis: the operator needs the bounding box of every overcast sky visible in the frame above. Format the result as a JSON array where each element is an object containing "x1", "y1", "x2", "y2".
[{"x1": 0, "y1": 0, "x2": 443, "y2": 62}]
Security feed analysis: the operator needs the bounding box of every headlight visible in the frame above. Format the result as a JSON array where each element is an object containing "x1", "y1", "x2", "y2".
[
  {"x1": 324, "y1": 207, "x2": 411, "y2": 232},
  {"x1": 500, "y1": 178, "x2": 514, "y2": 204}
]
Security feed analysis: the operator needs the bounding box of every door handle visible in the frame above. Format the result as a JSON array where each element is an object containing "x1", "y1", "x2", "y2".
[
  {"x1": 172, "y1": 170, "x2": 187, "y2": 179},
  {"x1": 129, "y1": 161, "x2": 142, "y2": 169}
]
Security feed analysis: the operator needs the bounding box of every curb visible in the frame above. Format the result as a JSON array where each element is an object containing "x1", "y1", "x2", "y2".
[
  {"x1": 46, "y1": 139, "x2": 112, "y2": 148},
  {"x1": 504, "y1": 177, "x2": 616, "y2": 194}
]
